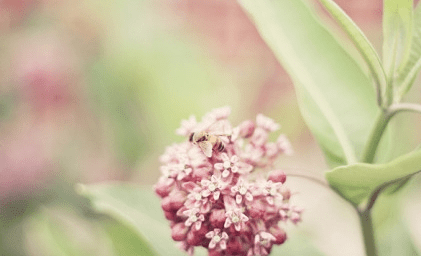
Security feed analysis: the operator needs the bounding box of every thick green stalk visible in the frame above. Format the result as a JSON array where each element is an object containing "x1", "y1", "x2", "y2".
[
  {"x1": 359, "y1": 210, "x2": 378, "y2": 256},
  {"x1": 361, "y1": 109, "x2": 392, "y2": 163},
  {"x1": 361, "y1": 103, "x2": 421, "y2": 163}
]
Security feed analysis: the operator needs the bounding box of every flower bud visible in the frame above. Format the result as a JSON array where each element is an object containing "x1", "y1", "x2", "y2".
[
  {"x1": 238, "y1": 120, "x2": 255, "y2": 138},
  {"x1": 164, "y1": 210, "x2": 177, "y2": 221},
  {"x1": 169, "y1": 190, "x2": 186, "y2": 210},
  {"x1": 208, "y1": 250, "x2": 222, "y2": 256},
  {"x1": 269, "y1": 226, "x2": 287, "y2": 245},
  {"x1": 268, "y1": 170, "x2": 286, "y2": 184},
  {"x1": 171, "y1": 222, "x2": 189, "y2": 241},
  {"x1": 187, "y1": 223, "x2": 209, "y2": 246},
  {"x1": 248, "y1": 200, "x2": 266, "y2": 219},
  {"x1": 281, "y1": 188, "x2": 291, "y2": 200},
  {"x1": 226, "y1": 237, "x2": 244, "y2": 255},
  {"x1": 154, "y1": 179, "x2": 174, "y2": 198},
  {"x1": 209, "y1": 209, "x2": 226, "y2": 228},
  {"x1": 161, "y1": 196, "x2": 172, "y2": 211},
  {"x1": 192, "y1": 166, "x2": 211, "y2": 181}
]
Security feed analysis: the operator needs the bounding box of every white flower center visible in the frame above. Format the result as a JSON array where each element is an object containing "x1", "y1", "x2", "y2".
[
  {"x1": 232, "y1": 215, "x2": 240, "y2": 223},
  {"x1": 190, "y1": 215, "x2": 197, "y2": 222},
  {"x1": 223, "y1": 161, "x2": 231, "y2": 169},
  {"x1": 239, "y1": 187, "x2": 247, "y2": 195},
  {"x1": 213, "y1": 235, "x2": 221, "y2": 243},
  {"x1": 194, "y1": 193, "x2": 202, "y2": 201},
  {"x1": 209, "y1": 183, "x2": 216, "y2": 191},
  {"x1": 270, "y1": 187, "x2": 277, "y2": 196}
]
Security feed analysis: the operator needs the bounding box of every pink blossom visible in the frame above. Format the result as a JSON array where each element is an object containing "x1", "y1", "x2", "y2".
[
  {"x1": 205, "y1": 228, "x2": 229, "y2": 250},
  {"x1": 214, "y1": 153, "x2": 252, "y2": 178},
  {"x1": 154, "y1": 108, "x2": 302, "y2": 256},
  {"x1": 277, "y1": 134, "x2": 293, "y2": 155},
  {"x1": 201, "y1": 173, "x2": 225, "y2": 200},
  {"x1": 176, "y1": 115, "x2": 198, "y2": 137},
  {"x1": 224, "y1": 206, "x2": 249, "y2": 231},
  {"x1": 256, "y1": 114, "x2": 280, "y2": 132},
  {"x1": 231, "y1": 178, "x2": 253, "y2": 204},
  {"x1": 183, "y1": 207, "x2": 205, "y2": 230}
]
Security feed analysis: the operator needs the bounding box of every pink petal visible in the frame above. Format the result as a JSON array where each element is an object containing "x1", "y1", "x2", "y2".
[
  {"x1": 222, "y1": 170, "x2": 230, "y2": 178},
  {"x1": 214, "y1": 163, "x2": 224, "y2": 170},
  {"x1": 209, "y1": 239, "x2": 217, "y2": 249},
  {"x1": 201, "y1": 201, "x2": 211, "y2": 213},
  {"x1": 254, "y1": 234, "x2": 260, "y2": 244},
  {"x1": 214, "y1": 191, "x2": 221, "y2": 200},
  {"x1": 224, "y1": 218, "x2": 232, "y2": 228},
  {"x1": 220, "y1": 240, "x2": 227, "y2": 250},
  {"x1": 182, "y1": 182, "x2": 198, "y2": 191},
  {"x1": 221, "y1": 153, "x2": 229, "y2": 162},
  {"x1": 231, "y1": 186, "x2": 238, "y2": 193},
  {"x1": 241, "y1": 213, "x2": 249, "y2": 222},
  {"x1": 195, "y1": 221, "x2": 202, "y2": 230},
  {"x1": 236, "y1": 194, "x2": 242, "y2": 204},
  {"x1": 177, "y1": 172, "x2": 186, "y2": 181},
  {"x1": 205, "y1": 231, "x2": 215, "y2": 239},
  {"x1": 221, "y1": 232, "x2": 228, "y2": 239},
  {"x1": 231, "y1": 166, "x2": 239, "y2": 173},
  {"x1": 185, "y1": 219, "x2": 193, "y2": 226},
  {"x1": 245, "y1": 193, "x2": 253, "y2": 201},
  {"x1": 234, "y1": 223, "x2": 241, "y2": 231},
  {"x1": 201, "y1": 179, "x2": 211, "y2": 186},
  {"x1": 202, "y1": 189, "x2": 211, "y2": 198}
]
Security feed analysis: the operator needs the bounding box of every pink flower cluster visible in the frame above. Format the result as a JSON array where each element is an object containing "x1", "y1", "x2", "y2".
[{"x1": 154, "y1": 107, "x2": 302, "y2": 256}]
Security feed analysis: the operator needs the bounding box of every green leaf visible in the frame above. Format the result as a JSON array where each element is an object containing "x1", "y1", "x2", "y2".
[
  {"x1": 23, "y1": 208, "x2": 114, "y2": 256},
  {"x1": 101, "y1": 217, "x2": 156, "y2": 256},
  {"x1": 325, "y1": 149, "x2": 421, "y2": 205},
  {"x1": 383, "y1": 0, "x2": 413, "y2": 80},
  {"x1": 317, "y1": 0, "x2": 387, "y2": 103},
  {"x1": 398, "y1": 2, "x2": 421, "y2": 98},
  {"x1": 239, "y1": 0, "x2": 378, "y2": 167},
  {"x1": 77, "y1": 183, "x2": 206, "y2": 256},
  {"x1": 379, "y1": 221, "x2": 421, "y2": 256}
]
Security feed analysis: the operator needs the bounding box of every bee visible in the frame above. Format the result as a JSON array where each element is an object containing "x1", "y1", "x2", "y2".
[{"x1": 189, "y1": 131, "x2": 225, "y2": 157}]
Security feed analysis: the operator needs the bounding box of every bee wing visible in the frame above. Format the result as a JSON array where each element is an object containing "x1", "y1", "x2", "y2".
[{"x1": 199, "y1": 141, "x2": 213, "y2": 157}]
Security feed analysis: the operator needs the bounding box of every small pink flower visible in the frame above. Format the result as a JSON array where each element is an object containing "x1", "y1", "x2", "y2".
[
  {"x1": 231, "y1": 178, "x2": 253, "y2": 204},
  {"x1": 201, "y1": 173, "x2": 225, "y2": 200},
  {"x1": 224, "y1": 197, "x2": 249, "y2": 231},
  {"x1": 257, "y1": 180, "x2": 284, "y2": 205},
  {"x1": 214, "y1": 153, "x2": 252, "y2": 178},
  {"x1": 238, "y1": 120, "x2": 255, "y2": 138},
  {"x1": 250, "y1": 231, "x2": 276, "y2": 256},
  {"x1": 277, "y1": 134, "x2": 293, "y2": 155},
  {"x1": 176, "y1": 115, "x2": 197, "y2": 136},
  {"x1": 204, "y1": 106, "x2": 231, "y2": 122},
  {"x1": 250, "y1": 127, "x2": 269, "y2": 147},
  {"x1": 183, "y1": 207, "x2": 205, "y2": 230},
  {"x1": 183, "y1": 182, "x2": 210, "y2": 213},
  {"x1": 256, "y1": 114, "x2": 280, "y2": 132},
  {"x1": 205, "y1": 228, "x2": 229, "y2": 250}
]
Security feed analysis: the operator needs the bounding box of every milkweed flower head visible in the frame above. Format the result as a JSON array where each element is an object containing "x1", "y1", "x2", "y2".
[{"x1": 155, "y1": 107, "x2": 301, "y2": 256}]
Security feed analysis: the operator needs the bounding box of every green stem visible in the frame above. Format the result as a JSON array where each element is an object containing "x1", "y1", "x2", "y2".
[
  {"x1": 361, "y1": 109, "x2": 392, "y2": 163},
  {"x1": 389, "y1": 103, "x2": 421, "y2": 115},
  {"x1": 359, "y1": 210, "x2": 378, "y2": 256},
  {"x1": 361, "y1": 103, "x2": 421, "y2": 163}
]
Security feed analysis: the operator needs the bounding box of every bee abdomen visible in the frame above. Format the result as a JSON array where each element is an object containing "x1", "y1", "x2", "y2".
[{"x1": 216, "y1": 142, "x2": 225, "y2": 152}]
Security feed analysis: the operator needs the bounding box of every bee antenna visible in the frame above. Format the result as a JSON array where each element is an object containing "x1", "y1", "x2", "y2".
[{"x1": 189, "y1": 133, "x2": 194, "y2": 142}]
